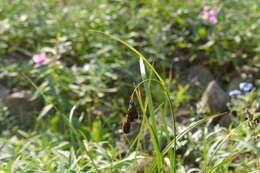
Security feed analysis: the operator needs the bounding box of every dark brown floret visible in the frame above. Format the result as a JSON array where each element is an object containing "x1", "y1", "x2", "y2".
[
  {"x1": 122, "y1": 118, "x2": 131, "y2": 134},
  {"x1": 127, "y1": 103, "x2": 138, "y2": 122}
]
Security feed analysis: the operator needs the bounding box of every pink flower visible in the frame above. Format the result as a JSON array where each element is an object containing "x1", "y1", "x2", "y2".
[
  {"x1": 203, "y1": 9, "x2": 220, "y2": 24},
  {"x1": 32, "y1": 52, "x2": 48, "y2": 66}
]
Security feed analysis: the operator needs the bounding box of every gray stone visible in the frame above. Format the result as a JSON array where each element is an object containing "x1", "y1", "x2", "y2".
[
  {"x1": 3, "y1": 91, "x2": 41, "y2": 117},
  {"x1": 1, "y1": 90, "x2": 40, "y2": 129},
  {"x1": 187, "y1": 65, "x2": 214, "y2": 87},
  {"x1": 199, "y1": 80, "x2": 229, "y2": 113},
  {"x1": 3, "y1": 90, "x2": 35, "y2": 114},
  {"x1": 241, "y1": 65, "x2": 259, "y2": 75}
]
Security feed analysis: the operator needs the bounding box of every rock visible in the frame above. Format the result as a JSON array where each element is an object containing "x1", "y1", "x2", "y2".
[
  {"x1": 199, "y1": 80, "x2": 229, "y2": 114},
  {"x1": 3, "y1": 90, "x2": 41, "y2": 129},
  {"x1": 187, "y1": 65, "x2": 214, "y2": 87},
  {"x1": 3, "y1": 90, "x2": 37, "y2": 114},
  {"x1": 241, "y1": 65, "x2": 259, "y2": 76},
  {"x1": 0, "y1": 84, "x2": 9, "y2": 100}
]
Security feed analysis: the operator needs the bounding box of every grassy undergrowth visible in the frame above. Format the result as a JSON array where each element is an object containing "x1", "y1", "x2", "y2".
[
  {"x1": 1, "y1": 32, "x2": 259, "y2": 172},
  {"x1": 0, "y1": 0, "x2": 260, "y2": 172}
]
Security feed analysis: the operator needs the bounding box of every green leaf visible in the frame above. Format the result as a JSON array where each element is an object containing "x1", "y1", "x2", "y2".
[{"x1": 215, "y1": 46, "x2": 225, "y2": 65}]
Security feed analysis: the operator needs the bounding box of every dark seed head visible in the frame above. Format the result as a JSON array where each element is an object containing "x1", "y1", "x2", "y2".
[
  {"x1": 123, "y1": 119, "x2": 131, "y2": 134},
  {"x1": 127, "y1": 104, "x2": 138, "y2": 122}
]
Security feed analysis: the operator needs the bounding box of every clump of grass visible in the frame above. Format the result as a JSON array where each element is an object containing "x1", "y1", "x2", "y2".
[{"x1": 89, "y1": 31, "x2": 260, "y2": 173}]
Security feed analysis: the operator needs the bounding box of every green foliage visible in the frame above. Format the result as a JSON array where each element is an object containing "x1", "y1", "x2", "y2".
[
  {"x1": 0, "y1": 0, "x2": 259, "y2": 172},
  {"x1": 1, "y1": 0, "x2": 259, "y2": 66}
]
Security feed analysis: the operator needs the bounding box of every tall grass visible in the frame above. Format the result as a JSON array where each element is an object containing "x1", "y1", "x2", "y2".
[
  {"x1": 88, "y1": 30, "x2": 177, "y2": 172},
  {"x1": 89, "y1": 30, "x2": 245, "y2": 172}
]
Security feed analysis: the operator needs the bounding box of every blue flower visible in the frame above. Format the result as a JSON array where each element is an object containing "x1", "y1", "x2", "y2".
[
  {"x1": 239, "y1": 82, "x2": 253, "y2": 92},
  {"x1": 229, "y1": 89, "x2": 242, "y2": 96}
]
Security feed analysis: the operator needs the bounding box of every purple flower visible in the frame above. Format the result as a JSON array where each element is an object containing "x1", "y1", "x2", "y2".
[
  {"x1": 239, "y1": 82, "x2": 253, "y2": 92},
  {"x1": 32, "y1": 52, "x2": 48, "y2": 66},
  {"x1": 229, "y1": 89, "x2": 242, "y2": 96},
  {"x1": 203, "y1": 9, "x2": 219, "y2": 24}
]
